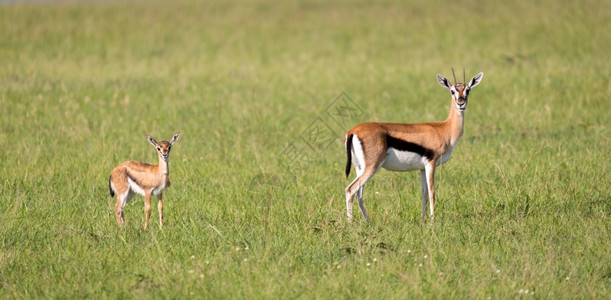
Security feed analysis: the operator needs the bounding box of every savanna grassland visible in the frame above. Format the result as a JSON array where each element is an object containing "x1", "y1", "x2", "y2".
[{"x1": 0, "y1": 0, "x2": 609, "y2": 298}]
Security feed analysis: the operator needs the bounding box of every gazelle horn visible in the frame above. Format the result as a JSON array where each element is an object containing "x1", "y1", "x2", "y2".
[{"x1": 452, "y1": 68, "x2": 457, "y2": 85}]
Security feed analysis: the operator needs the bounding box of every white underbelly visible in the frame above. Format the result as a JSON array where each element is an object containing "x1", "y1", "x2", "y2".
[
  {"x1": 382, "y1": 148, "x2": 427, "y2": 172},
  {"x1": 127, "y1": 177, "x2": 168, "y2": 197},
  {"x1": 128, "y1": 177, "x2": 146, "y2": 196}
]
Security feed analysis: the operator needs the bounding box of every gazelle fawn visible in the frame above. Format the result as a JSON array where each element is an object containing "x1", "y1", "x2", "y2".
[
  {"x1": 344, "y1": 70, "x2": 483, "y2": 222},
  {"x1": 109, "y1": 132, "x2": 180, "y2": 228}
]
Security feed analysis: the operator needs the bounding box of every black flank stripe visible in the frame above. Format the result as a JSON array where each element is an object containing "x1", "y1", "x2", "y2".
[{"x1": 386, "y1": 135, "x2": 436, "y2": 161}]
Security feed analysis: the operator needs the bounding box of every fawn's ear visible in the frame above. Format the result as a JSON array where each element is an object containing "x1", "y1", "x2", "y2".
[
  {"x1": 170, "y1": 132, "x2": 180, "y2": 145},
  {"x1": 437, "y1": 74, "x2": 451, "y2": 91},
  {"x1": 147, "y1": 135, "x2": 158, "y2": 147}
]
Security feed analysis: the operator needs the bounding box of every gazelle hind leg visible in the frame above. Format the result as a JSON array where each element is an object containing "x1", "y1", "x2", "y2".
[
  {"x1": 355, "y1": 163, "x2": 369, "y2": 222},
  {"x1": 357, "y1": 186, "x2": 370, "y2": 223},
  {"x1": 345, "y1": 136, "x2": 382, "y2": 223},
  {"x1": 345, "y1": 176, "x2": 358, "y2": 222},
  {"x1": 345, "y1": 165, "x2": 381, "y2": 223},
  {"x1": 345, "y1": 152, "x2": 364, "y2": 222},
  {"x1": 345, "y1": 172, "x2": 364, "y2": 222}
]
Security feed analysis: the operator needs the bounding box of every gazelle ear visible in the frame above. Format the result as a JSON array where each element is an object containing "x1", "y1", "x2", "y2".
[
  {"x1": 436, "y1": 74, "x2": 451, "y2": 91},
  {"x1": 170, "y1": 132, "x2": 180, "y2": 145},
  {"x1": 468, "y1": 72, "x2": 483, "y2": 88},
  {"x1": 147, "y1": 135, "x2": 158, "y2": 147}
]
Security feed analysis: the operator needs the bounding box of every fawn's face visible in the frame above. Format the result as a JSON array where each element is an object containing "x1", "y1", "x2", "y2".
[
  {"x1": 155, "y1": 141, "x2": 173, "y2": 161},
  {"x1": 147, "y1": 132, "x2": 180, "y2": 162}
]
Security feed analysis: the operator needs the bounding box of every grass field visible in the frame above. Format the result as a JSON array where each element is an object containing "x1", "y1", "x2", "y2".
[{"x1": 1, "y1": 0, "x2": 609, "y2": 298}]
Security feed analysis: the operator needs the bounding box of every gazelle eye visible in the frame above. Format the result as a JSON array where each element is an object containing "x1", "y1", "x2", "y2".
[
  {"x1": 157, "y1": 147, "x2": 161, "y2": 151},
  {"x1": 451, "y1": 90, "x2": 455, "y2": 94}
]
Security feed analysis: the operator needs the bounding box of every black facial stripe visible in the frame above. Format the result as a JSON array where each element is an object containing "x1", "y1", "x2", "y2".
[{"x1": 386, "y1": 135, "x2": 436, "y2": 160}]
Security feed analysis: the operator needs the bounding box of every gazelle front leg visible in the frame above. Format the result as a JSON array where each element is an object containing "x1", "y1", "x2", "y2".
[
  {"x1": 157, "y1": 193, "x2": 164, "y2": 227},
  {"x1": 419, "y1": 169, "x2": 429, "y2": 220},
  {"x1": 424, "y1": 160, "x2": 436, "y2": 219},
  {"x1": 144, "y1": 191, "x2": 152, "y2": 229}
]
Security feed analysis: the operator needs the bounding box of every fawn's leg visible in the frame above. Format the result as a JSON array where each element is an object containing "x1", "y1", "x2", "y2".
[
  {"x1": 144, "y1": 191, "x2": 152, "y2": 229},
  {"x1": 157, "y1": 193, "x2": 164, "y2": 227}
]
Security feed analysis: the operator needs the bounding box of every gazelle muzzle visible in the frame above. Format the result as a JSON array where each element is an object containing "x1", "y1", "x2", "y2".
[{"x1": 456, "y1": 100, "x2": 467, "y2": 111}]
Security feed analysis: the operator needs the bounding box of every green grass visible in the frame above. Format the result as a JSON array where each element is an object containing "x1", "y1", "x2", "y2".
[{"x1": 1, "y1": 0, "x2": 609, "y2": 298}]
